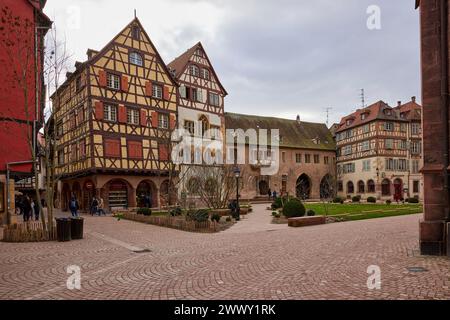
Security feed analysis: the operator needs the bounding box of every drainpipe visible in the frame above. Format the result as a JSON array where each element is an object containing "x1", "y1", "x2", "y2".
[
  {"x1": 440, "y1": 0, "x2": 450, "y2": 222},
  {"x1": 5, "y1": 161, "x2": 35, "y2": 226}
]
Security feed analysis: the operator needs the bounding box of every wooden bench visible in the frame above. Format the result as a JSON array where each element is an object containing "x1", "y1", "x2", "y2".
[{"x1": 288, "y1": 216, "x2": 326, "y2": 228}]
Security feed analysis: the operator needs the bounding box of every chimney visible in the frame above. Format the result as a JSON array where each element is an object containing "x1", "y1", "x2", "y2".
[
  {"x1": 397, "y1": 101, "x2": 402, "y2": 107},
  {"x1": 296, "y1": 115, "x2": 301, "y2": 124},
  {"x1": 411, "y1": 96, "x2": 416, "y2": 103}
]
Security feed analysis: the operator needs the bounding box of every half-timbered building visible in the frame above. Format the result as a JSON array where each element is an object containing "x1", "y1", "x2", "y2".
[
  {"x1": 335, "y1": 98, "x2": 423, "y2": 201},
  {"x1": 52, "y1": 18, "x2": 178, "y2": 211},
  {"x1": 167, "y1": 42, "x2": 227, "y2": 206}
]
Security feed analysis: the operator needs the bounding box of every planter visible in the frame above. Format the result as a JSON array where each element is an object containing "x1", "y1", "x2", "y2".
[{"x1": 288, "y1": 216, "x2": 326, "y2": 228}]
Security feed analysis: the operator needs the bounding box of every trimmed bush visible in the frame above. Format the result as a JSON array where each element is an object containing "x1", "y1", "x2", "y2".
[
  {"x1": 271, "y1": 197, "x2": 283, "y2": 210},
  {"x1": 407, "y1": 197, "x2": 419, "y2": 204},
  {"x1": 170, "y1": 207, "x2": 183, "y2": 217},
  {"x1": 352, "y1": 195, "x2": 361, "y2": 203},
  {"x1": 211, "y1": 213, "x2": 221, "y2": 223},
  {"x1": 333, "y1": 197, "x2": 344, "y2": 204},
  {"x1": 386, "y1": 200, "x2": 392, "y2": 205},
  {"x1": 272, "y1": 211, "x2": 278, "y2": 217},
  {"x1": 282, "y1": 198, "x2": 306, "y2": 218},
  {"x1": 274, "y1": 213, "x2": 281, "y2": 218},
  {"x1": 187, "y1": 209, "x2": 209, "y2": 223},
  {"x1": 367, "y1": 197, "x2": 377, "y2": 203},
  {"x1": 137, "y1": 208, "x2": 152, "y2": 216},
  {"x1": 306, "y1": 209, "x2": 316, "y2": 217}
]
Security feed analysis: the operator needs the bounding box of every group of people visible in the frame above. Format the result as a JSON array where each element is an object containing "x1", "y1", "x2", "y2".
[
  {"x1": 68, "y1": 194, "x2": 106, "y2": 217},
  {"x1": 16, "y1": 195, "x2": 42, "y2": 222},
  {"x1": 267, "y1": 189, "x2": 278, "y2": 200}
]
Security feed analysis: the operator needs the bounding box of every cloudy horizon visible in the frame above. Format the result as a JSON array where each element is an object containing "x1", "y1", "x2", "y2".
[{"x1": 45, "y1": 0, "x2": 420, "y2": 126}]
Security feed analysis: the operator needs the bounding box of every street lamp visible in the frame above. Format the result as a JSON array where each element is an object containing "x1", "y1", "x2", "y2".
[{"x1": 233, "y1": 166, "x2": 241, "y2": 221}]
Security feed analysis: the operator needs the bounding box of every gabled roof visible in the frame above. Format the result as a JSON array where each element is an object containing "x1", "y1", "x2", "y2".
[
  {"x1": 225, "y1": 113, "x2": 336, "y2": 151},
  {"x1": 51, "y1": 17, "x2": 178, "y2": 99},
  {"x1": 168, "y1": 42, "x2": 228, "y2": 96},
  {"x1": 394, "y1": 99, "x2": 422, "y2": 121}
]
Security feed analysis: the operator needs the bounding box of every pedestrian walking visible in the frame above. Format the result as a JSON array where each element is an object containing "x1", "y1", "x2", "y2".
[
  {"x1": 69, "y1": 195, "x2": 79, "y2": 217},
  {"x1": 33, "y1": 199, "x2": 40, "y2": 221},
  {"x1": 272, "y1": 190, "x2": 277, "y2": 199},
  {"x1": 91, "y1": 196, "x2": 99, "y2": 216},
  {"x1": 144, "y1": 194, "x2": 152, "y2": 208},
  {"x1": 97, "y1": 196, "x2": 106, "y2": 216},
  {"x1": 268, "y1": 188, "x2": 272, "y2": 200},
  {"x1": 23, "y1": 196, "x2": 31, "y2": 222}
]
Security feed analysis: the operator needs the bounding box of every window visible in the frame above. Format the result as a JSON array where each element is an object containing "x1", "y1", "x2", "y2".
[
  {"x1": 296, "y1": 154, "x2": 302, "y2": 163},
  {"x1": 412, "y1": 160, "x2": 420, "y2": 174},
  {"x1": 104, "y1": 104, "x2": 117, "y2": 122},
  {"x1": 411, "y1": 141, "x2": 421, "y2": 154},
  {"x1": 343, "y1": 163, "x2": 355, "y2": 173},
  {"x1": 400, "y1": 123, "x2": 407, "y2": 132},
  {"x1": 382, "y1": 179, "x2": 391, "y2": 196},
  {"x1": 384, "y1": 109, "x2": 392, "y2": 116},
  {"x1": 399, "y1": 140, "x2": 407, "y2": 150},
  {"x1": 305, "y1": 154, "x2": 311, "y2": 163},
  {"x1": 361, "y1": 113, "x2": 367, "y2": 120},
  {"x1": 189, "y1": 65, "x2": 200, "y2": 77},
  {"x1": 179, "y1": 85, "x2": 188, "y2": 99},
  {"x1": 343, "y1": 145, "x2": 352, "y2": 156},
  {"x1": 195, "y1": 48, "x2": 203, "y2": 57},
  {"x1": 210, "y1": 125, "x2": 220, "y2": 140},
  {"x1": 209, "y1": 92, "x2": 220, "y2": 106},
  {"x1": 105, "y1": 139, "x2": 121, "y2": 157},
  {"x1": 107, "y1": 73, "x2": 120, "y2": 90},
  {"x1": 346, "y1": 119, "x2": 353, "y2": 126},
  {"x1": 58, "y1": 150, "x2": 64, "y2": 165},
  {"x1": 129, "y1": 52, "x2": 143, "y2": 66},
  {"x1": 413, "y1": 181, "x2": 420, "y2": 193},
  {"x1": 184, "y1": 120, "x2": 195, "y2": 135},
  {"x1": 361, "y1": 140, "x2": 370, "y2": 151},
  {"x1": 347, "y1": 181, "x2": 354, "y2": 194},
  {"x1": 192, "y1": 88, "x2": 198, "y2": 102},
  {"x1": 158, "y1": 113, "x2": 169, "y2": 129},
  {"x1": 56, "y1": 121, "x2": 63, "y2": 137},
  {"x1": 282, "y1": 152, "x2": 286, "y2": 162},
  {"x1": 202, "y1": 68, "x2": 210, "y2": 80},
  {"x1": 199, "y1": 116, "x2": 209, "y2": 137},
  {"x1": 385, "y1": 158, "x2": 408, "y2": 171},
  {"x1": 314, "y1": 155, "x2": 320, "y2": 164},
  {"x1": 363, "y1": 124, "x2": 370, "y2": 133},
  {"x1": 384, "y1": 122, "x2": 394, "y2": 131},
  {"x1": 362, "y1": 160, "x2": 371, "y2": 172},
  {"x1": 385, "y1": 139, "x2": 394, "y2": 149},
  {"x1": 367, "y1": 180, "x2": 376, "y2": 193},
  {"x1": 127, "y1": 108, "x2": 139, "y2": 125},
  {"x1": 358, "y1": 181, "x2": 365, "y2": 193},
  {"x1": 411, "y1": 123, "x2": 421, "y2": 135},
  {"x1": 128, "y1": 140, "x2": 143, "y2": 159},
  {"x1": 152, "y1": 84, "x2": 163, "y2": 99},
  {"x1": 131, "y1": 26, "x2": 140, "y2": 40},
  {"x1": 324, "y1": 156, "x2": 329, "y2": 165}
]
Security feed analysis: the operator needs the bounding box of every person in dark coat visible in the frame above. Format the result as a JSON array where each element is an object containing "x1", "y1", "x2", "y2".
[
  {"x1": 91, "y1": 197, "x2": 99, "y2": 216},
  {"x1": 144, "y1": 194, "x2": 152, "y2": 208},
  {"x1": 69, "y1": 195, "x2": 79, "y2": 217},
  {"x1": 33, "y1": 198, "x2": 40, "y2": 221},
  {"x1": 272, "y1": 190, "x2": 278, "y2": 199},
  {"x1": 23, "y1": 196, "x2": 32, "y2": 222},
  {"x1": 268, "y1": 188, "x2": 272, "y2": 200}
]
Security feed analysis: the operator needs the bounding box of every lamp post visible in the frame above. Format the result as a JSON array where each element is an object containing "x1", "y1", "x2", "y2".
[{"x1": 234, "y1": 166, "x2": 241, "y2": 221}]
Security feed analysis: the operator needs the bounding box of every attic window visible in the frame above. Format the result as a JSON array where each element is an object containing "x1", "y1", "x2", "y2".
[
  {"x1": 346, "y1": 119, "x2": 353, "y2": 126},
  {"x1": 384, "y1": 109, "x2": 392, "y2": 116},
  {"x1": 195, "y1": 48, "x2": 203, "y2": 57},
  {"x1": 361, "y1": 113, "x2": 368, "y2": 120},
  {"x1": 131, "y1": 26, "x2": 140, "y2": 40},
  {"x1": 313, "y1": 138, "x2": 321, "y2": 145}
]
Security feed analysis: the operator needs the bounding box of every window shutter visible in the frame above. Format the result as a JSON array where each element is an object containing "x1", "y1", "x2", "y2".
[
  {"x1": 159, "y1": 144, "x2": 169, "y2": 161},
  {"x1": 78, "y1": 108, "x2": 84, "y2": 123},
  {"x1": 170, "y1": 114, "x2": 176, "y2": 130},
  {"x1": 145, "y1": 81, "x2": 153, "y2": 96},
  {"x1": 118, "y1": 105, "x2": 127, "y2": 123},
  {"x1": 121, "y1": 76, "x2": 129, "y2": 92},
  {"x1": 79, "y1": 140, "x2": 86, "y2": 158},
  {"x1": 105, "y1": 139, "x2": 121, "y2": 157},
  {"x1": 95, "y1": 101, "x2": 104, "y2": 120},
  {"x1": 99, "y1": 70, "x2": 107, "y2": 87},
  {"x1": 140, "y1": 109, "x2": 147, "y2": 127},
  {"x1": 164, "y1": 86, "x2": 170, "y2": 101},
  {"x1": 128, "y1": 141, "x2": 143, "y2": 159},
  {"x1": 151, "y1": 112, "x2": 158, "y2": 128},
  {"x1": 179, "y1": 85, "x2": 186, "y2": 99}
]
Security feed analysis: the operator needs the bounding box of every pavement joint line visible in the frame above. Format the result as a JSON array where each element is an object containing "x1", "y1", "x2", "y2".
[{"x1": 86, "y1": 231, "x2": 146, "y2": 252}]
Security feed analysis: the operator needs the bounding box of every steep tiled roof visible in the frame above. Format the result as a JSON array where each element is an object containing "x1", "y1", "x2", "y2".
[
  {"x1": 225, "y1": 113, "x2": 336, "y2": 151},
  {"x1": 394, "y1": 99, "x2": 422, "y2": 121}
]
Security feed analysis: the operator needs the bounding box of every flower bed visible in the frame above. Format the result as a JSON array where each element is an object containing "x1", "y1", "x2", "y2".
[{"x1": 118, "y1": 212, "x2": 234, "y2": 233}]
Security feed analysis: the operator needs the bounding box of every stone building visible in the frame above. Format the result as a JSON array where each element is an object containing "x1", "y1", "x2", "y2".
[
  {"x1": 51, "y1": 18, "x2": 178, "y2": 211},
  {"x1": 335, "y1": 98, "x2": 423, "y2": 202},
  {"x1": 416, "y1": 0, "x2": 450, "y2": 256},
  {"x1": 225, "y1": 113, "x2": 336, "y2": 201}
]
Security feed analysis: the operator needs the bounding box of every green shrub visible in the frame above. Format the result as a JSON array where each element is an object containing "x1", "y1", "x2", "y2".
[
  {"x1": 170, "y1": 207, "x2": 183, "y2": 217},
  {"x1": 187, "y1": 209, "x2": 209, "y2": 223},
  {"x1": 333, "y1": 197, "x2": 344, "y2": 204},
  {"x1": 367, "y1": 197, "x2": 377, "y2": 203},
  {"x1": 306, "y1": 210, "x2": 316, "y2": 217},
  {"x1": 226, "y1": 216, "x2": 232, "y2": 222},
  {"x1": 137, "y1": 208, "x2": 152, "y2": 216},
  {"x1": 271, "y1": 197, "x2": 283, "y2": 210},
  {"x1": 211, "y1": 213, "x2": 221, "y2": 223},
  {"x1": 386, "y1": 200, "x2": 392, "y2": 205},
  {"x1": 272, "y1": 211, "x2": 278, "y2": 217},
  {"x1": 352, "y1": 195, "x2": 361, "y2": 203},
  {"x1": 282, "y1": 198, "x2": 306, "y2": 218},
  {"x1": 408, "y1": 197, "x2": 419, "y2": 204},
  {"x1": 274, "y1": 213, "x2": 281, "y2": 218}
]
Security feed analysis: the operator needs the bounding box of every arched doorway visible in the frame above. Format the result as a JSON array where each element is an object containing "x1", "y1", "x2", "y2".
[
  {"x1": 82, "y1": 180, "x2": 95, "y2": 211},
  {"x1": 394, "y1": 178, "x2": 403, "y2": 201},
  {"x1": 320, "y1": 175, "x2": 333, "y2": 199},
  {"x1": 357, "y1": 180, "x2": 365, "y2": 194},
  {"x1": 160, "y1": 180, "x2": 177, "y2": 207},
  {"x1": 296, "y1": 174, "x2": 311, "y2": 200},
  {"x1": 382, "y1": 179, "x2": 391, "y2": 196},
  {"x1": 347, "y1": 181, "x2": 354, "y2": 194},
  {"x1": 259, "y1": 180, "x2": 269, "y2": 196},
  {"x1": 367, "y1": 180, "x2": 376, "y2": 193},
  {"x1": 107, "y1": 180, "x2": 128, "y2": 209},
  {"x1": 136, "y1": 181, "x2": 157, "y2": 208}
]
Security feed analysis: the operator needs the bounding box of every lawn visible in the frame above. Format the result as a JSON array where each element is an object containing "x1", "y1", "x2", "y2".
[{"x1": 304, "y1": 203, "x2": 423, "y2": 221}]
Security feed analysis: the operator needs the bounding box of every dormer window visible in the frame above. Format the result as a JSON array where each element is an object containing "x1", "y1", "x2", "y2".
[
  {"x1": 346, "y1": 119, "x2": 353, "y2": 126},
  {"x1": 361, "y1": 113, "x2": 368, "y2": 120},
  {"x1": 384, "y1": 109, "x2": 392, "y2": 116},
  {"x1": 131, "y1": 26, "x2": 140, "y2": 40},
  {"x1": 195, "y1": 48, "x2": 203, "y2": 57}
]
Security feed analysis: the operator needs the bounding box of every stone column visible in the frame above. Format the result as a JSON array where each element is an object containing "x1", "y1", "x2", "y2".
[{"x1": 128, "y1": 187, "x2": 137, "y2": 208}]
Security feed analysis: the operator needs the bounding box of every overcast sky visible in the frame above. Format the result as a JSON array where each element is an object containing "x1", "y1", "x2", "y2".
[{"x1": 45, "y1": 0, "x2": 420, "y2": 126}]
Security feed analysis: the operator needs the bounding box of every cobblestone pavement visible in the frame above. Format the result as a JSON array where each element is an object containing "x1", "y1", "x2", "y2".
[{"x1": 1, "y1": 204, "x2": 449, "y2": 300}]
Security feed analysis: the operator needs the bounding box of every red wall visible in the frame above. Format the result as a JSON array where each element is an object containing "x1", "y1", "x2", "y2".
[{"x1": 0, "y1": 0, "x2": 44, "y2": 173}]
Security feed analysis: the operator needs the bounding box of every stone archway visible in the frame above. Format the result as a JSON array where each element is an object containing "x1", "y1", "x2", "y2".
[
  {"x1": 106, "y1": 179, "x2": 129, "y2": 209},
  {"x1": 82, "y1": 180, "x2": 96, "y2": 212},
  {"x1": 136, "y1": 180, "x2": 157, "y2": 208},
  {"x1": 258, "y1": 180, "x2": 269, "y2": 196},
  {"x1": 382, "y1": 179, "x2": 391, "y2": 196},
  {"x1": 394, "y1": 178, "x2": 403, "y2": 201},
  {"x1": 296, "y1": 174, "x2": 311, "y2": 200},
  {"x1": 320, "y1": 174, "x2": 333, "y2": 199}
]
